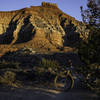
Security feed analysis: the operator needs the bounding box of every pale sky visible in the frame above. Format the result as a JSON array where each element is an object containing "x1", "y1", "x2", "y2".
[{"x1": 0, "y1": 0, "x2": 87, "y2": 21}]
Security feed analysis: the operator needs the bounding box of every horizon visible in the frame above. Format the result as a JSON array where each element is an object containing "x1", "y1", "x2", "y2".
[{"x1": 0, "y1": 0, "x2": 87, "y2": 21}]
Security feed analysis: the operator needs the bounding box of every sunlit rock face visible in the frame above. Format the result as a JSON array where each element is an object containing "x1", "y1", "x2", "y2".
[{"x1": 0, "y1": 2, "x2": 89, "y2": 52}]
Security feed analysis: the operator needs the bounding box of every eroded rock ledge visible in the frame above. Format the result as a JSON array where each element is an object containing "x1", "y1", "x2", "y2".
[{"x1": 0, "y1": 2, "x2": 89, "y2": 54}]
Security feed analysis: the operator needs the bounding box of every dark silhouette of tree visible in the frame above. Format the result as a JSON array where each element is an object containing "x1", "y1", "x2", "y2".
[
  {"x1": 79, "y1": 0, "x2": 100, "y2": 65},
  {"x1": 80, "y1": 0, "x2": 100, "y2": 28},
  {"x1": 78, "y1": 1, "x2": 100, "y2": 92}
]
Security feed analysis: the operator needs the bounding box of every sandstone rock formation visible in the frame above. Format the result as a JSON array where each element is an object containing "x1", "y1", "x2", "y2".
[{"x1": 0, "y1": 2, "x2": 89, "y2": 55}]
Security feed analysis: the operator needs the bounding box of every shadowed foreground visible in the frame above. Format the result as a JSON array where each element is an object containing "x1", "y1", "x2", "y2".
[{"x1": 0, "y1": 86, "x2": 99, "y2": 100}]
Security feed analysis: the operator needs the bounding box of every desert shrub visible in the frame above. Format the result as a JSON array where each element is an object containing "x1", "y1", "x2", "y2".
[
  {"x1": 88, "y1": 64, "x2": 100, "y2": 93},
  {"x1": 33, "y1": 58, "x2": 60, "y2": 82},
  {"x1": 76, "y1": 64, "x2": 100, "y2": 93},
  {"x1": 0, "y1": 71, "x2": 17, "y2": 87},
  {"x1": 39, "y1": 58, "x2": 59, "y2": 70},
  {"x1": 0, "y1": 60, "x2": 19, "y2": 69}
]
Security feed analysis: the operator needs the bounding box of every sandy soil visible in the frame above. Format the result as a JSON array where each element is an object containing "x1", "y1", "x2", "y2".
[{"x1": 0, "y1": 85, "x2": 99, "y2": 100}]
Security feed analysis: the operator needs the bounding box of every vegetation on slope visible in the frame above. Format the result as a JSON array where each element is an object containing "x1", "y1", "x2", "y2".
[{"x1": 78, "y1": 0, "x2": 100, "y2": 93}]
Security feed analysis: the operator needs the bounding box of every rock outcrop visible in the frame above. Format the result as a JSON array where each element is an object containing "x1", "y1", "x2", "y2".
[{"x1": 0, "y1": 2, "x2": 89, "y2": 55}]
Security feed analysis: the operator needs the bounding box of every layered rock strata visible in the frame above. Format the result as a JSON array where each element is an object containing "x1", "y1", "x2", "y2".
[{"x1": 0, "y1": 2, "x2": 89, "y2": 54}]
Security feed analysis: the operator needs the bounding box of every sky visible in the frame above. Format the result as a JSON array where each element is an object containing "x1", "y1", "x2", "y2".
[{"x1": 0, "y1": 0, "x2": 87, "y2": 21}]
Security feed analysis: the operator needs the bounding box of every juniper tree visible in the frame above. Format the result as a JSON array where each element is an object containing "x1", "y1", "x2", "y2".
[{"x1": 79, "y1": 0, "x2": 100, "y2": 65}]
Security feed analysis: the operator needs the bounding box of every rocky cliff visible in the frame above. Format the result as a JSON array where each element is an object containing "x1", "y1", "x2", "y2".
[{"x1": 0, "y1": 2, "x2": 89, "y2": 55}]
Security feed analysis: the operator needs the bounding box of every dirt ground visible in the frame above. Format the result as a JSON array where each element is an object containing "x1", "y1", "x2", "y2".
[{"x1": 0, "y1": 85, "x2": 99, "y2": 100}]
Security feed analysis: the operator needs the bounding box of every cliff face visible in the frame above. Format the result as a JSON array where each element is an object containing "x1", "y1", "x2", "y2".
[{"x1": 0, "y1": 2, "x2": 89, "y2": 54}]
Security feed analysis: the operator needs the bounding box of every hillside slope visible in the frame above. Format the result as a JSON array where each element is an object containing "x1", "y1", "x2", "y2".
[{"x1": 0, "y1": 2, "x2": 89, "y2": 55}]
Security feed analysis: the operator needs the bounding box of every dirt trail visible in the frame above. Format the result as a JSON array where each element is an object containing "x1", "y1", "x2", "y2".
[{"x1": 0, "y1": 86, "x2": 99, "y2": 100}]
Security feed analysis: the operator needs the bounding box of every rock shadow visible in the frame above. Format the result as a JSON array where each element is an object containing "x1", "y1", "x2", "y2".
[
  {"x1": 0, "y1": 17, "x2": 18, "y2": 44},
  {"x1": 61, "y1": 20, "x2": 82, "y2": 47},
  {"x1": 0, "y1": 51, "x2": 84, "y2": 68},
  {"x1": 0, "y1": 14, "x2": 35, "y2": 44},
  {"x1": 0, "y1": 51, "x2": 84, "y2": 85},
  {"x1": 15, "y1": 15, "x2": 35, "y2": 44}
]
